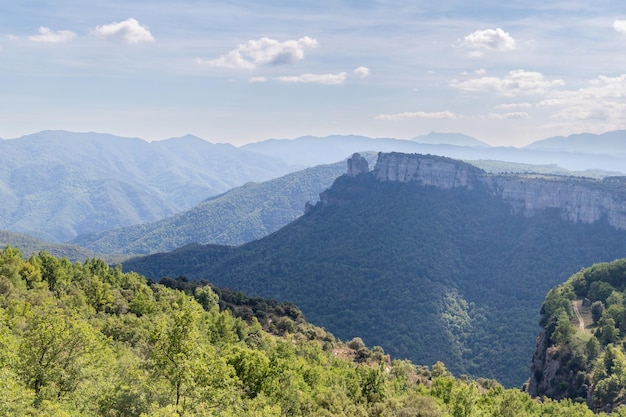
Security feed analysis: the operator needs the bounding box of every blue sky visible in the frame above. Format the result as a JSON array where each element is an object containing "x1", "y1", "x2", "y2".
[{"x1": 3, "y1": 1, "x2": 626, "y2": 146}]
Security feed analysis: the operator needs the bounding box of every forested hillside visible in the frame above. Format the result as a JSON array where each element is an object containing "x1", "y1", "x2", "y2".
[
  {"x1": 70, "y1": 159, "x2": 355, "y2": 255},
  {"x1": 0, "y1": 230, "x2": 97, "y2": 261},
  {"x1": 123, "y1": 154, "x2": 626, "y2": 388},
  {"x1": 529, "y1": 258, "x2": 626, "y2": 412},
  {"x1": 0, "y1": 131, "x2": 295, "y2": 242},
  {"x1": 1, "y1": 246, "x2": 621, "y2": 416},
  {"x1": 241, "y1": 133, "x2": 626, "y2": 173},
  {"x1": 70, "y1": 155, "x2": 611, "y2": 256}
]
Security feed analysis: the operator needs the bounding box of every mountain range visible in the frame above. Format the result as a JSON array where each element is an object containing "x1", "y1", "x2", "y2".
[
  {"x1": 122, "y1": 152, "x2": 626, "y2": 387},
  {"x1": 241, "y1": 131, "x2": 626, "y2": 172},
  {"x1": 69, "y1": 158, "x2": 360, "y2": 255},
  {"x1": 0, "y1": 130, "x2": 297, "y2": 242},
  {"x1": 3, "y1": 129, "x2": 626, "y2": 246}
]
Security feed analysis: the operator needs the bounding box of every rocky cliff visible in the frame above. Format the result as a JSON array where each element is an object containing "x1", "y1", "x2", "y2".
[
  {"x1": 356, "y1": 152, "x2": 626, "y2": 231},
  {"x1": 372, "y1": 152, "x2": 481, "y2": 189}
]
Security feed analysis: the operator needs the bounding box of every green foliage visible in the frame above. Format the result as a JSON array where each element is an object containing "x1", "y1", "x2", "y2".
[
  {"x1": 123, "y1": 172, "x2": 626, "y2": 387},
  {"x1": 535, "y1": 258, "x2": 626, "y2": 411},
  {"x1": 0, "y1": 131, "x2": 297, "y2": 243},
  {"x1": 72, "y1": 160, "x2": 348, "y2": 255},
  {"x1": 1, "y1": 247, "x2": 617, "y2": 416},
  {"x1": 0, "y1": 230, "x2": 98, "y2": 262}
]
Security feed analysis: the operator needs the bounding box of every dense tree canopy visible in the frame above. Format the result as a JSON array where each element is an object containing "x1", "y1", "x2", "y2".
[
  {"x1": 533, "y1": 259, "x2": 626, "y2": 412},
  {"x1": 2, "y1": 246, "x2": 622, "y2": 416},
  {"x1": 123, "y1": 172, "x2": 626, "y2": 387}
]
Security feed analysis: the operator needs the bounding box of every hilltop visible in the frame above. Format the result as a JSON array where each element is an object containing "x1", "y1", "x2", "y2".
[
  {"x1": 123, "y1": 152, "x2": 626, "y2": 387},
  {"x1": 0, "y1": 131, "x2": 295, "y2": 242},
  {"x1": 1, "y1": 246, "x2": 611, "y2": 416}
]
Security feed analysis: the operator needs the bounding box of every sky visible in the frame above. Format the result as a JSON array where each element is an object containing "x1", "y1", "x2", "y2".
[{"x1": 3, "y1": 1, "x2": 626, "y2": 147}]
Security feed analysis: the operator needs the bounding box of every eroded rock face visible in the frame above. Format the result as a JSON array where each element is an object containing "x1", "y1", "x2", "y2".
[
  {"x1": 372, "y1": 152, "x2": 480, "y2": 189},
  {"x1": 369, "y1": 152, "x2": 626, "y2": 230},
  {"x1": 527, "y1": 331, "x2": 561, "y2": 398},
  {"x1": 490, "y1": 176, "x2": 626, "y2": 229},
  {"x1": 347, "y1": 153, "x2": 370, "y2": 177}
]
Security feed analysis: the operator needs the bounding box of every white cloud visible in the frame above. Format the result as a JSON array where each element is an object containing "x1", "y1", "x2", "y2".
[
  {"x1": 275, "y1": 72, "x2": 347, "y2": 85},
  {"x1": 375, "y1": 111, "x2": 457, "y2": 121},
  {"x1": 29, "y1": 27, "x2": 76, "y2": 43},
  {"x1": 614, "y1": 20, "x2": 626, "y2": 34},
  {"x1": 487, "y1": 112, "x2": 529, "y2": 120},
  {"x1": 199, "y1": 36, "x2": 318, "y2": 70},
  {"x1": 539, "y1": 74, "x2": 626, "y2": 131},
  {"x1": 354, "y1": 66, "x2": 370, "y2": 78},
  {"x1": 248, "y1": 76, "x2": 268, "y2": 83},
  {"x1": 495, "y1": 102, "x2": 532, "y2": 110},
  {"x1": 460, "y1": 28, "x2": 516, "y2": 56},
  {"x1": 450, "y1": 70, "x2": 564, "y2": 96},
  {"x1": 94, "y1": 18, "x2": 155, "y2": 43}
]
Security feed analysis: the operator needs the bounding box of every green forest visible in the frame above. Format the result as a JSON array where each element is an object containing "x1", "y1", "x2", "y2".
[
  {"x1": 2, "y1": 246, "x2": 624, "y2": 416},
  {"x1": 123, "y1": 172, "x2": 626, "y2": 387},
  {"x1": 532, "y1": 258, "x2": 626, "y2": 412}
]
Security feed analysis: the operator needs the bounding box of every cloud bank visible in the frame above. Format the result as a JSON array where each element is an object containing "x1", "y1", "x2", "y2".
[
  {"x1": 375, "y1": 111, "x2": 457, "y2": 121},
  {"x1": 460, "y1": 28, "x2": 516, "y2": 57},
  {"x1": 276, "y1": 72, "x2": 347, "y2": 85},
  {"x1": 614, "y1": 20, "x2": 626, "y2": 33},
  {"x1": 200, "y1": 36, "x2": 319, "y2": 69},
  {"x1": 354, "y1": 66, "x2": 370, "y2": 78},
  {"x1": 95, "y1": 18, "x2": 155, "y2": 43},
  {"x1": 29, "y1": 27, "x2": 76, "y2": 43},
  {"x1": 451, "y1": 70, "x2": 564, "y2": 96}
]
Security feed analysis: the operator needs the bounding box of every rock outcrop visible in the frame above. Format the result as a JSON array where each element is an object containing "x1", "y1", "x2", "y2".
[
  {"x1": 367, "y1": 152, "x2": 626, "y2": 231},
  {"x1": 372, "y1": 152, "x2": 481, "y2": 189},
  {"x1": 527, "y1": 330, "x2": 564, "y2": 398},
  {"x1": 346, "y1": 153, "x2": 370, "y2": 177}
]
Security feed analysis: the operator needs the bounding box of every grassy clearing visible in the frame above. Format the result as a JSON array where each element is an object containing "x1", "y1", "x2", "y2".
[{"x1": 572, "y1": 299, "x2": 595, "y2": 341}]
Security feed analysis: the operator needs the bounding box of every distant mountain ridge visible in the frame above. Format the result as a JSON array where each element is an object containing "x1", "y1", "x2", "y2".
[
  {"x1": 0, "y1": 130, "x2": 297, "y2": 242},
  {"x1": 241, "y1": 131, "x2": 626, "y2": 173},
  {"x1": 411, "y1": 131, "x2": 490, "y2": 147},
  {"x1": 71, "y1": 159, "x2": 359, "y2": 255},
  {"x1": 0, "y1": 230, "x2": 97, "y2": 261},
  {"x1": 123, "y1": 152, "x2": 626, "y2": 387},
  {"x1": 71, "y1": 154, "x2": 612, "y2": 256},
  {"x1": 524, "y1": 130, "x2": 626, "y2": 155},
  {"x1": 4, "y1": 129, "x2": 626, "y2": 245}
]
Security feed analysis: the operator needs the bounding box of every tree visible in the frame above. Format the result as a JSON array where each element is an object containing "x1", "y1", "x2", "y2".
[
  {"x1": 591, "y1": 301, "x2": 605, "y2": 324},
  {"x1": 552, "y1": 310, "x2": 574, "y2": 346},
  {"x1": 16, "y1": 302, "x2": 105, "y2": 406},
  {"x1": 194, "y1": 285, "x2": 218, "y2": 311},
  {"x1": 432, "y1": 361, "x2": 450, "y2": 378},
  {"x1": 149, "y1": 294, "x2": 204, "y2": 412}
]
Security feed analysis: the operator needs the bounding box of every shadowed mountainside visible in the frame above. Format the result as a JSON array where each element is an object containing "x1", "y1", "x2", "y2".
[
  {"x1": 123, "y1": 152, "x2": 626, "y2": 387},
  {"x1": 0, "y1": 131, "x2": 297, "y2": 242}
]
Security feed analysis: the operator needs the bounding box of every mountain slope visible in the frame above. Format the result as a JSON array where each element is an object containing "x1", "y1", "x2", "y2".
[
  {"x1": 0, "y1": 131, "x2": 296, "y2": 242},
  {"x1": 411, "y1": 131, "x2": 490, "y2": 147},
  {"x1": 528, "y1": 258, "x2": 626, "y2": 412},
  {"x1": 123, "y1": 152, "x2": 626, "y2": 387},
  {"x1": 71, "y1": 159, "x2": 353, "y2": 255},
  {"x1": 524, "y1": 130, "x2": 626, "y2": 155},
  {"x1": 0, "y1": 248, "x2": 602, "y2": 416},
  {"x1": 71, "y1": 156, "x2": 615, "y2": 256},
  {"x1": 241, "y1": 133, "x2": 626, "y2": 173},
  {"x1": 0, "y1": 230, "x2": 97, "y2": 261}
]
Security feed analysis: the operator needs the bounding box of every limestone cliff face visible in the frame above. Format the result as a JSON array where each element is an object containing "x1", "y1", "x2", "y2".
[
  {"x1": 372, "y1": 152, "x2": 481, "y2": 189},
  {"x1": 346, "y1": 153, "x2": 369, "y2": 177},
  {"x1": 488, "y1": 176, "x2": 626, "y2": 229},
  {"x1": 366, "y1": 152, "x2": 626, "y2": 231},
  {"x1": 527, "y1": 331, "x2": 564, "y2": 398}
]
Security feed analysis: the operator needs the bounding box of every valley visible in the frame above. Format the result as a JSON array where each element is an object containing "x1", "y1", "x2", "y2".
[{"x1": 4, "y1": 130, "x2": 626, "y2": 414}]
